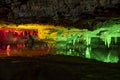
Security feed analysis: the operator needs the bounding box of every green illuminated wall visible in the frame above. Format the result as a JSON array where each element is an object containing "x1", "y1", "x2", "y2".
[{"x1": 53, "y1": 18, "x2": 120, "y2": 63}]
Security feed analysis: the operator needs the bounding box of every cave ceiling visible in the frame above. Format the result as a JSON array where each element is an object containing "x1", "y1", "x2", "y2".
[{"x1": 0, "y1": 0, "x2": 120, "y2": 30}]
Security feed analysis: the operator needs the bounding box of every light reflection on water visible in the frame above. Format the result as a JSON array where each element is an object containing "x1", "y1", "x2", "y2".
[
  {"x1": 55, "y1": 48, "x2": 119, "y2": 63},
  {"x1": 0, "y1": 43, "x2": 55, "y2": 57},
  {"x1": 0, "y1": 42, "x2": 119, "y2": 63},
  {"x1": 54, "y1": 37, "x2": 120, "y2": 63}
]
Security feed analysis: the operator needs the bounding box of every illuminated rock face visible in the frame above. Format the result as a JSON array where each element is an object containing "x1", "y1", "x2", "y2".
[
  {"x1": 53, "y1": 19, "x2": 120, "y2": 63},
  {"x1": 0, "y1": 18, "x2": 120, "y2": 63}
]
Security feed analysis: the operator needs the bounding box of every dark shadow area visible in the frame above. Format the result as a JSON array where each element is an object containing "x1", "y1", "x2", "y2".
[{"x1": 0, "y1": 55, "x2": 120, "y2": 80}]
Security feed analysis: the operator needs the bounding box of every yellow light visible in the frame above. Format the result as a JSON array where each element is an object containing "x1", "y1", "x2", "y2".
[{"x1": 0, "y1": 23, "x2": 67, "y2": 43}]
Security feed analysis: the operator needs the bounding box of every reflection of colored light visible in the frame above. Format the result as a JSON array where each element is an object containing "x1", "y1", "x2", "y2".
[
  {"x1": 104, "y1": 51, "x2": 119, "y2": 63},
  {"x1": 6, "y1": 45, "x2": 10, "y2": 56},
  {"x1": 0, "y1": 20, "x2": 120, "y2": 63}
]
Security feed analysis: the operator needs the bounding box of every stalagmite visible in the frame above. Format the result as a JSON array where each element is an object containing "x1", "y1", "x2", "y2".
[
  {"x1": 85, "y1": 47, "x2": 91, "y2": 59},
  {"x1": 114, "y1": 37, "x2": 117, "y2": 44}
]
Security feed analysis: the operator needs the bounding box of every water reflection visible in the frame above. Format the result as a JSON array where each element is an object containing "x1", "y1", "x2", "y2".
[
  {"x1": 55, "y1": 37, "x2": 119, "y2": 63},
  {"x1": 55, "y1": 47, "x2": 119, "y2": 63},
  {"x1": 0, "y1": 28, "x2": 55, "y2": 57},
  {"x1": 0, "y1": 39, "x2": 119, "y2": 63},
  {"x1": 0, "y1": 42, "x2": 55, "y2": 57},
  {"x1": 0, "y1": 28, "x2": 119, "y2": 63}
]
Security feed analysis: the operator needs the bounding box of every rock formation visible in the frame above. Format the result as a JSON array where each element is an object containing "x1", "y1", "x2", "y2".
[{"x1": 0, "y1": 0, "x2": 120, "y2": 28}]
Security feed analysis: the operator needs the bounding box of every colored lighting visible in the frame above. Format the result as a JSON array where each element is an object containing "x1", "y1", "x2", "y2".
[{"x1": 0, "y1": 18, "x2": 120, "y2": 63}]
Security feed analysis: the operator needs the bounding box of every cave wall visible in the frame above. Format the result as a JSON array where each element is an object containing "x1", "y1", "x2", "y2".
[{"x1": 0, "y1": 0, "x2": 120, "y2": 23}]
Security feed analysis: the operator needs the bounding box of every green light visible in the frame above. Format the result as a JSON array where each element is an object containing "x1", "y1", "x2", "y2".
[
  {"x1": 85, "y1": 47, "x2": 91, "y2": 59},
  {"x1": 1, "y1": 19, "x2": 120, "y2": 63},
  {"x1": 104, "y1": 51, "x2": 119, "y2": 63},
  {"x1": 114, "y1": 37, "x2": 117, "y2": 44},
  {"x1": 53, "y1": 18, "x2": 120, "y2": 63}
]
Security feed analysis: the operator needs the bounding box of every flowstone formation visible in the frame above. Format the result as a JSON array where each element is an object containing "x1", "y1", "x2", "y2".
[
  {"x1": 0, "y1": 18, "x2": 120, "y2": 63},
  {"x1": 53, "y1": 18, "x2": 120, "y2": 63}
]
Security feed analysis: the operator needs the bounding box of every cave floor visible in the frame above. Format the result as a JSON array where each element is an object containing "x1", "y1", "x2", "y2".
[{"x1": 0, "y1": 55, "x2": 120, "y2": 80}]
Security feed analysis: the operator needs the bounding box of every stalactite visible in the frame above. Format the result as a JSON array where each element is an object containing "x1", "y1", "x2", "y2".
[
  {"x1": 86, "y1": 37, "x2": 91, "y2": 46},
  {"x1": 104, "y1": 35, "x2": 111, "y2": 48},
  {"x1": 107, "y1": 36, "x2": 111, "y2": 48}
]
